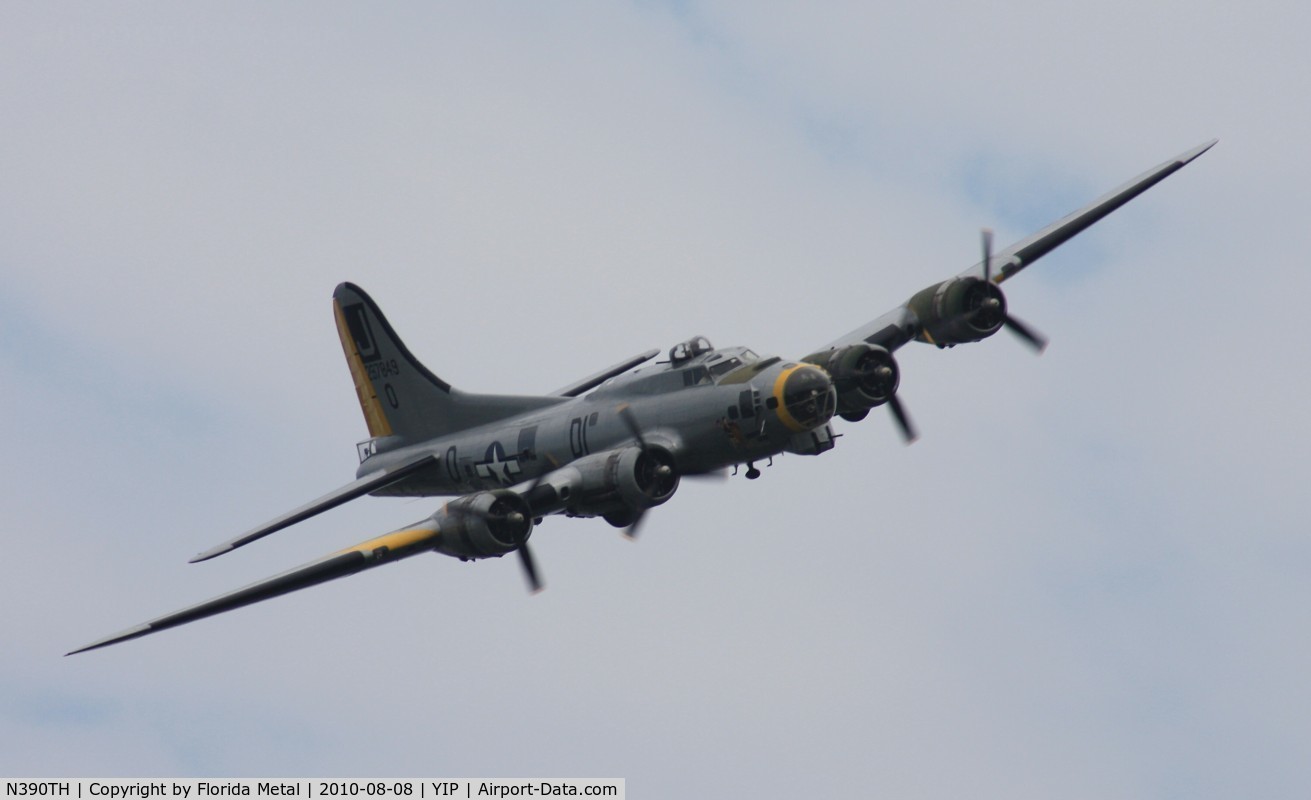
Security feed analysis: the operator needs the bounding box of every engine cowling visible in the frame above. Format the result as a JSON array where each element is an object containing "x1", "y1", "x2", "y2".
[
  {"x1": 429, "y1": 489, "x2": 533, "y2": 561},
  {"x1": 557, "y1": 445, "x2": 680, "y2": 521},
  {"x1": 907, "y1": 276, "x2": 1006, "y2": 347},
  {"x1": 803, "y1": 343, "x2": 899, "y2": 418}
]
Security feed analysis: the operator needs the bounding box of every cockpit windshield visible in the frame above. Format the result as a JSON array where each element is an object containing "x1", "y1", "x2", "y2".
[
  {"x1": 703, "y1": 348, "x2": 760, "y2": 381},
  {"x1": 708, "y1": 356, "x2": 742, "y2": 378}
]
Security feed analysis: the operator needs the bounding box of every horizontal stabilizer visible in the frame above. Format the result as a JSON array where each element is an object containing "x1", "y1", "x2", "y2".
[{"x1": 189, "y1": 454, "x2": 440, "y2": 563}]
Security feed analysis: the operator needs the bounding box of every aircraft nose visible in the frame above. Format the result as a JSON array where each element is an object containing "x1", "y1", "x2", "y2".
[{"x1": 773, "y1": 364, "x2": 837, "y2": 432}]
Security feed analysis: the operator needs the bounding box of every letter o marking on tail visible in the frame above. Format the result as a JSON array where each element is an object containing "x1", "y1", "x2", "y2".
[
  {"x1": 445, "y1": 447, "x2": 459, "y2": 483},
  {"x1": 384, "y1": 383, "x2": 399, "y2": 409}
]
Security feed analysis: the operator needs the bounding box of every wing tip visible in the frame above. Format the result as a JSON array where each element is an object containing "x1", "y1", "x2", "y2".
[
  {"x1": 189, "y1": 545, "x2": 230, "y2": 563},
  {"x1": 1178, "y1": 138, "x2": 1219, "y2": 165},
  {"x1": 66, "y1": 623, "x2": 154, "y2": 656}
]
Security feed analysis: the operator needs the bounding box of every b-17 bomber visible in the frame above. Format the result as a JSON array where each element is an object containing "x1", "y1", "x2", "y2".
[{"x1": 68, "y1": 140, "x2": 1216, "y2": 654}]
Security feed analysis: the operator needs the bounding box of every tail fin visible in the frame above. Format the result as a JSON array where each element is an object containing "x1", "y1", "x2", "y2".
[{"x1": 333, "y1": 283, "x2": 561, "y2": 444}]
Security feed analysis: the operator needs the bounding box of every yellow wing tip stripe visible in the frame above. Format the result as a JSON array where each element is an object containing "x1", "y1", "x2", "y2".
[
  {"x1": 333, "y1": 298, "x2": 394, "y2": 438},
  {"x1": 341, "y1": 525, "x2": 440, "y2": 556}
]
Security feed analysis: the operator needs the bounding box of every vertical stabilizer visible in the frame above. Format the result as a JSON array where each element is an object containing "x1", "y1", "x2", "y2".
[
  {"x1": 332, "y1": 283, "x2": 562, "y2": 445},
  {"x1": 333, "y1": 282, "x2": 450, "y2": 441}
]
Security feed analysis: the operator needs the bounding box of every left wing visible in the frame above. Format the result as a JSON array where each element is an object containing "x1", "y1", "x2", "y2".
[
  {"x1": 68, "y1": 519, "x2": 442, "y2": 654},
  {"x1": 188, "y1": 454, "x2": 441, "y2": 563},
  {"x1": 824, "y1": 140, "x2": 1217, "y2": 354}
]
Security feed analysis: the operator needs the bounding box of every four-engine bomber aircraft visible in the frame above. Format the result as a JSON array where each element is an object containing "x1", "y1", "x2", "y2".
[{"x1": 69, "y1": 140, "x2": 1216, "y2": 654}]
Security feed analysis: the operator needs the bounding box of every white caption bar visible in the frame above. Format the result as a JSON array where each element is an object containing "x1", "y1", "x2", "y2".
[{"x1": 1, "y1": 781, "x2": 624, "y2": 800}]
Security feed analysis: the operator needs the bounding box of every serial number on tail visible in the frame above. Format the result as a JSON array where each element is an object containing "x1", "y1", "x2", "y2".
[{"x1": 367, "y1": 359, "x2": 401, "y2": 380}]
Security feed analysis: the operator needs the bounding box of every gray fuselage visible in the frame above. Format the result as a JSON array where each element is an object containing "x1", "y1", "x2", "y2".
[{"x1": 360, "y1": 344, "x2": 837, "y2": 498}]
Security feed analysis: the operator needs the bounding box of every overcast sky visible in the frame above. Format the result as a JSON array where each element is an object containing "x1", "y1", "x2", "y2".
[{"x1": 2, "y1": 2, "x2": 1306, "y2": 797}]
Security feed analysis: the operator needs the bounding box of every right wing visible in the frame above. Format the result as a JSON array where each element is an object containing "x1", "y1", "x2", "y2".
[
  {"x1": 824, "y1": 139, "x2": 1218, "y2": 354},
  {"x1": 806, "y1": 140, "x2": 1215, "y2": 443},
  {"x1": 957, "y1": 139, "x2": 1218, "y2": 286},
  {"x1": 188, "y1": 454, "x2": 439, "y2": 563}
]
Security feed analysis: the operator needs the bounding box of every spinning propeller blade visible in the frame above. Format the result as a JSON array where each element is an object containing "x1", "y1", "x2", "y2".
[
  {"x1": 518, "y1": 546, "x2": 543, "y2": 594},
  {"x1": 981, "y1": 228, "x2": 1048, "y2": 354},
  {"x1": 888, "y1": 394, "x2": 918, "y2": 444},
  {"x1": 617, "y1": 405, "x2": 651, "y2": 539},
  {"x1": 511, "y1": 452, "x2": 562, "y2": 593},
  {"x1": 616, "y1": 405, "x2": 677, "y2": 539}
]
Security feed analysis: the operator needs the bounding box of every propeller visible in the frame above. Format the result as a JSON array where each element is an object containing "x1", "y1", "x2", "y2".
[
  {"x1": 513, "y1": 451, "x2": 562, "y2": 593},
  {"x1": 980, "y1": 228, "x2": 1048, "y2": 353},
  {"x1": 849, "y1": 347, "x2": 917, "y2": 444},
  {"x1": 517, "y1": 542, "x2": 543, "y2": 594},
  {"x1": 450, "y1": 472, "x2": 554, "y2": 594},
  {"x1": 887, "y1": 394, "x2": 918, "y2": 444},
  {"x1": 616, "y1": 404, "x2": 676, "y2": 539}
]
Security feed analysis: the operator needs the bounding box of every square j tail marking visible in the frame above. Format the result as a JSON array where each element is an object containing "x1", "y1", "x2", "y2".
[{"x1": 342, "y1": 303, "x2": 382, "y2": 363}]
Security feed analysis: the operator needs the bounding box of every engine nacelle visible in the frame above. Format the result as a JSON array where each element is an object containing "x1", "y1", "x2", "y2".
[
  {"x1": 907, "y1": 276, "x2": 1006, "y2": 347},
  {"x1": 803, "y1": 343, "x2": 899, "y2": 418},
  {"x1": 430, "y1": 489, "x2": 533, "y2": 561},
  {"x1": 559, "y1": 445, "x2": 680, "y2": 521}
]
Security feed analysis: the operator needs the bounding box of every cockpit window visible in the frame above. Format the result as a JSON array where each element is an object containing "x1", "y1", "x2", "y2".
[{"x1": 708, "y1": 356, "x2": 743, "y2": 378}]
